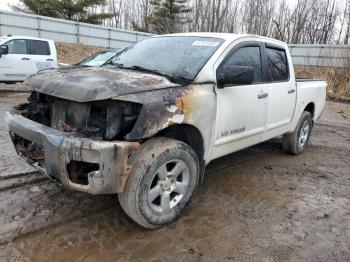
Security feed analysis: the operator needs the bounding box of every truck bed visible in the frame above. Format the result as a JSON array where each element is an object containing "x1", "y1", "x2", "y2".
[{"x1": 296, "y1": 78, "x2": 323, "y2": 82}]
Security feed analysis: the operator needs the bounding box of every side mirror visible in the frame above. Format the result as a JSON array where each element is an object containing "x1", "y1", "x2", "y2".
[
  {"x1": 0, "y1": 45, "x2": 8, "y2": 55},
  {"x1": 217, "y1": 65, "x2": 255, "y2": 87}
]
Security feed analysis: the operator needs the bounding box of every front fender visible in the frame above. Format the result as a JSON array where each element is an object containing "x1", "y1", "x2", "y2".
[
  {"x1": 113, "y1": 86, "x2": 191, "y2": 139},
  {"x1": 112, "y1": 84, "x2": 217, "y2": 162}
]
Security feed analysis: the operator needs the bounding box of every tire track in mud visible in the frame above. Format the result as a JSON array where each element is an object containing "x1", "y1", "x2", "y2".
[
  {"x1": 0, "y1": 201, "x2": 116, "y2": 246},
  {"x1": 0, "y1": 152, "x2": 266, "y2": 244},
  {"x1": 0, "y1": 171, "x2": 38, "y2": 180},
  {"x1": 0, "y1": 179, "x2": 117, "y2": 246},
  {"x1": 0, "y1": 172, "x2": 48, "y2": 192},
  {"x1": 0, "y1": 143, "x2": 272, "y2": 246},
  {"x1": 3, "y1": 142, "x2": 349, "y2": 262},
  {"x1": 0, "y1": 99, "x2": 349, "y2": 260},
  {"x1": 1, "y1": 134, "x2": 348, "y2": 247}
]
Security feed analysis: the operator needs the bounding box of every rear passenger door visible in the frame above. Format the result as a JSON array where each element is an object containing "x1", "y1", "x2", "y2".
[
  {"x1": 263, "y1": 44, "x2": 296, "y2": 140},
  {"x1": 28, "y1": 40, "x2": 55, "y2": 73}
]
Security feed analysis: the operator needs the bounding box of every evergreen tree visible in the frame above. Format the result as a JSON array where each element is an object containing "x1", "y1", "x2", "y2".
[
  {"x1": 146, "y1": 0, "x2": 191, "y2": 34},
  {"x1": 12, "y1": 0, "x2": 117, "y2": 25}
]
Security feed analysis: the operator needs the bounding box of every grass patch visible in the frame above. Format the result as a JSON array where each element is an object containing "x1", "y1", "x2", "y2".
[{"x1": 295, "y1": 66, "x2": 350, "y2": 102}]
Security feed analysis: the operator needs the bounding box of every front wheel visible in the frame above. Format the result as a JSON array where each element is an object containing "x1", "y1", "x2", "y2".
[
  {"x1": 118, "y1": 138, "x2": 199, "y2": 229},
  {"x1": 283, "y1": 111, "x2": 313, "y2": 155}
]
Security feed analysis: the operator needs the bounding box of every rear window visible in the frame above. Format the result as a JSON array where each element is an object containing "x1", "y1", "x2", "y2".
[
  {"x1": 266, "y1": 48, "x2": 289, "y2": 81},
  {"x1": 30, "y1": 40, "x2": 50, "y2": 55}
]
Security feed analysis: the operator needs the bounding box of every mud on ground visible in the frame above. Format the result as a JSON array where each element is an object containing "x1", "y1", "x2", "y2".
[{"x1": 0, "y1": 92, "x2": 349, "y2": 262}]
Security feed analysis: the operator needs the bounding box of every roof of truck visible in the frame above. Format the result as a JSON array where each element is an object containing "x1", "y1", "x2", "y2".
[
  {"x1": 157, "y1": 32, "x2": 286, "y2": 46},
  {"x1": 0, "y1": 35, "x2": 53, "y2": 42}
]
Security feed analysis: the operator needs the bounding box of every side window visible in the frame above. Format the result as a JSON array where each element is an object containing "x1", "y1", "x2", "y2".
[
  {"x1": 222, "y1": 46, "x2": 262, "y2": 83},
  {"x1": 266, "y1": 48, "x2": 289, "y2": 81},
  {"x1": 30, "y1": 40, "x2": 51, "y2": 55},
  {"x1": 6, "y1": 39, "x2": 28, "y2": 54}
]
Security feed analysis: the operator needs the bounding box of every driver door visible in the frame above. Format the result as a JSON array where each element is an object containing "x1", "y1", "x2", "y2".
[{"x1": 212, "y1": 42, "x2": 269, "y2": 159}]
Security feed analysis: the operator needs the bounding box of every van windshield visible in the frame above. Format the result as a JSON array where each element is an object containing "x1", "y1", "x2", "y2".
[
  {"x1": 110, "y1": 36, "x2": 223, "y2": 83},
  {"x1": 80, "y1": 51, "x2": 117, "y2": 67}
]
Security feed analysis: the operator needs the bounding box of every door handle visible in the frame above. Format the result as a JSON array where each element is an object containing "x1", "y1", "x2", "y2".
[
  {"x1": 46, "y1": 59, "x2": 54, "y2": 61},
  {"x1": 22, "y1": 57, "x2": 30, "y2": 60},
  {"x1": 258, "y1": 92, "x2": 268, "y2": 99},
  {"x1": 288, "y1": 89, "x2": 296, "y2": 94}
]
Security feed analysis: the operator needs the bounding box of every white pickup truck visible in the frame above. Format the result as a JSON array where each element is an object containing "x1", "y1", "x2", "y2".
[
  {"x1": 0, "y1": 35, "x2": 57, "y2": 83},
  {"x1": 5, "y1": 33, "x2": 326, "y2": 228}
]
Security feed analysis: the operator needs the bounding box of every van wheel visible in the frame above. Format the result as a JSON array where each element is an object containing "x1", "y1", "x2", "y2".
[
  {"x1": 283, "y1": 111, "x2": 313, "y2": 155},
  {"x1": 118, "y1": 137, "x2": 199, "y2": 229}
]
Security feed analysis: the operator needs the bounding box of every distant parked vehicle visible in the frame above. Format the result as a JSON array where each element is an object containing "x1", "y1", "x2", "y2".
[
  {"x1": 0, "y1": 35, "x2": 57, "y2": 83},
  {"x1": 77, "y1": 50, "x2": 118, "y2": 67}
]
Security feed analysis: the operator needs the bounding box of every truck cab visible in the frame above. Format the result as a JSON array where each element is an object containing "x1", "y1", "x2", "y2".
[{"x1": 0, "y1": 35, "x2": 57, "y2": 83}]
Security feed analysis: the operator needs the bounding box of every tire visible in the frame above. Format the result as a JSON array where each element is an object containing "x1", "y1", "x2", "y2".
[
  {"x1": 118, "y1": 137, "x2": 199, "y2": 229},
  {"x1": 283, "y1": 111, "x2": 313, "y2": 155}
]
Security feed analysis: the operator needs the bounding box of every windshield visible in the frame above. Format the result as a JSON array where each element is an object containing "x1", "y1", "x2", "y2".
[
  {"x1": 80, "y1": 51, "x2": 117, "y2": 67},
  {"x1": 110, "y1": 36, "x2": 223, "y2": 81}
]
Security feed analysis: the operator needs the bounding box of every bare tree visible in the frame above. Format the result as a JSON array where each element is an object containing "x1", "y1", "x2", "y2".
[
  {"x1": 61, "y1": 0, "x2": 348, "y2": 44},
  {"x1": 344, "y1": 0, "x2": 350, "y2": 43}
]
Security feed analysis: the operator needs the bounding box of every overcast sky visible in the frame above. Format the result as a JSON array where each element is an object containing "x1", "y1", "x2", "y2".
[{"x1": 0, "y1": 0, "x2": 14, "y2": 10}]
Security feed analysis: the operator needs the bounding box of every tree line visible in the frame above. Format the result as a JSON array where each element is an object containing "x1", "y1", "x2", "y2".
[{"x1": 12, "y1": 0, "x2": 350, "y2": 44}]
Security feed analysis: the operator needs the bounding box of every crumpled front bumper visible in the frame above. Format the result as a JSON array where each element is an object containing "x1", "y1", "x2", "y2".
[{"x1": 4, "y1": 104, "x2": 140, "y2": 195}]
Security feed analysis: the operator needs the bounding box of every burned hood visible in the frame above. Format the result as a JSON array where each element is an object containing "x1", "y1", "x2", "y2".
[{"x1": 26, "y1": 67, "x2": 180, "y2": 102}]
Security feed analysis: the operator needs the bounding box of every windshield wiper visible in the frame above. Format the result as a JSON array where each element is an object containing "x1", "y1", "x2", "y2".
[
  {"x1": 114, "y1": 65, "x2": 192, "y2": 85},
  {"x1": 111, "y1": 62, "x2": 124, "y2": 68}
]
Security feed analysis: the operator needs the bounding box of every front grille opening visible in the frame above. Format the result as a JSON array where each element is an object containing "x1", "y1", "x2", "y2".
[
  {"x1": 66, "y1": 161, "x2": 99, "y2": 185},
  {"x1": 27, "y1": 92, "x2": 51, "y2": 126},
  {"x1": 27, "y1": 92, "x2": 143, "y2": 140},
  {"x1": 87, "y1": 105, "x2": 107, "y2": 136}
]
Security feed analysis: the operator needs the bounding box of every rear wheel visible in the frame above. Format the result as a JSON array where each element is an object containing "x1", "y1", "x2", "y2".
[
  {"x1": 118, "y1": 137, "x2": 199, "y2": 229},
  {"x1": 283, "y1": 111, "x2": 313, "y2": 155}
]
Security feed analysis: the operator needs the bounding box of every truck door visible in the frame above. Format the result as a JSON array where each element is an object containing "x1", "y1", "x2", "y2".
[
  {"x1": 263, "y1": 44, "x2": 296, "y2": 140},
  {"x1": 0, "y1": 39, "x2": 33, "y2": 82},
  {"x1": 212, "y1": 42, "x2": 269, "y2": 159},
  {"x1": 28, "y1": 40, "x2": 55, "y2": 74}
]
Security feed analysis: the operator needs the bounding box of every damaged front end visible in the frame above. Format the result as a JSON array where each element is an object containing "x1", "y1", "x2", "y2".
[
  {"x1": 5, "y1": 63, "x2": 212, "y2": 195},
  {"x1": 5, "y1": 92, "x2": 141, "y2": 194}
]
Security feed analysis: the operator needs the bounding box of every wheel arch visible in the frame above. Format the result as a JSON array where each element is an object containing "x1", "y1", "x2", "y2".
[
  {"x1": 154, "y1": 124, "x2": 206, "y2": 182},
  {"x1": 304, "y1": 102, "x2": 315, "y2": 119}
]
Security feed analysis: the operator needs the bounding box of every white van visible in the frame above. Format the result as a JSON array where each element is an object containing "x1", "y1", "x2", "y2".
[{"x1": 0, "y1": 35, "x2": 57, "y2": 83}]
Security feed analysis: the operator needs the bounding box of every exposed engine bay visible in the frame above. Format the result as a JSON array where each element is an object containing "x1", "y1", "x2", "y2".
[{"x1": 26, "y1": 91, "x2": 142, "y2": 141}]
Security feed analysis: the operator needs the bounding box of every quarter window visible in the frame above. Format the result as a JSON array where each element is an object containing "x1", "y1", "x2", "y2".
[
  {"x1": 266, "y1": 48, "x2": 289, "y2": 81},
  {"x1": 6, "y1": 39, "x2": 28, "y2": 54},
  {"x1": 222, "y1": 46, "x2": 262, "y2": 83},
  {"x1": 30, "y1": 40, "x2": 50, "y2": 55}
]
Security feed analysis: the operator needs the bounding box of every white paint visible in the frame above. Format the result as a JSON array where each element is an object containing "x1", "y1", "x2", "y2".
[
  {"x1": 171, "y1": 114, "x2": 185, "y2": 124},
  {"x1": 161, "y1": 113, "x2": 185, "y2": 129},
  {"x1": 167, "y1": 105, "x2": 178, "y2": 113}
]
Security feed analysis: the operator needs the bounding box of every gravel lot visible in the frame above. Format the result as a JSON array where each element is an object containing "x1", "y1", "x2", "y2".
[{"x1": 0, "y1": 91, "x2": 349, "y2": 262}]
